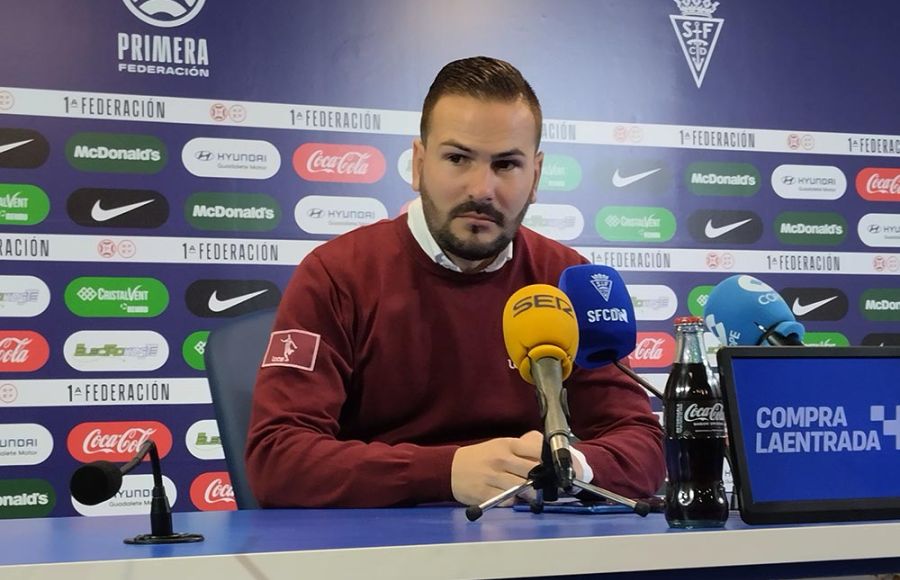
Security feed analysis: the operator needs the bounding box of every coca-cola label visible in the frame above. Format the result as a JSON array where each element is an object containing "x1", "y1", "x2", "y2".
[
  {"x1": 666, "y1": 400, "x2": 726, "y2": 438},
  {"x1": 293, "y1": 143, "x2": 385, "y2": 183},
  {"x1": 67, "y1": 421, "x2": 172, "y2": 462},
  {"x1": 627, "y1": 332, "x2": 675, "y2": 369},
  {"x1": 190, "y1": 471, "x2": 236, "y2": 511},
  {"x1": 0, "y1": 331, "x2": 50, "y2": 372},
  {"x1": 857, "y1": 168, "x2": 900, "y2": 201}
]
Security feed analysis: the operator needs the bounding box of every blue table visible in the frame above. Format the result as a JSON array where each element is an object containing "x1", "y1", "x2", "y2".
[{"x1": 1, "y1": 507, "x2": 899, "y2": 579}]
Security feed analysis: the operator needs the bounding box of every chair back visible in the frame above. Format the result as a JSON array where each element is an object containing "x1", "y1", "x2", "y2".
[{"x1": 204, "y1": 308, "x2": 276, "y2": 509}]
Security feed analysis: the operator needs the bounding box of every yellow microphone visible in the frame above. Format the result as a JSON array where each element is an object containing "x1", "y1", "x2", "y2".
[{"x1": 502, "y1": 284, "x2": 579, "y2": 488}]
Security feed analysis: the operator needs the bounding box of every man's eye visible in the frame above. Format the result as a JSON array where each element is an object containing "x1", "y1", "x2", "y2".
[
  {"x1": 494, "y1": 160, "x2": 521, "y2": 171},
  {"x1": 446, "y1": 154, "x2": 468, "y2": 164}
]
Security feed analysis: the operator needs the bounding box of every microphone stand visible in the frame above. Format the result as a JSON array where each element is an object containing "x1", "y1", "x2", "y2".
[
  {"x1": 467, "y1": 359, "x2": 651, "y2": 521},
  {"x1": 121, "y1": 440, "x2": 203, "y2": 544},
  {"x1": 466, "y1": 440, "x2": 651, "y2": 521}
]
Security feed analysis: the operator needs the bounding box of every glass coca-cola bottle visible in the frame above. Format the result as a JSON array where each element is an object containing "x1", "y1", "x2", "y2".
[{"x1": 663, "y1": 316, "x2": 728, "y2": 528}]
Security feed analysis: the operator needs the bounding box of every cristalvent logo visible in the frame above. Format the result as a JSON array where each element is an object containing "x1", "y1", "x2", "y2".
[
  {"x1": 595, "y1": 206, "x2": 676, "y2": 243},
  {"x1": 753, "y1": 406, "x2": 900, "y2": 454},
  {"x1": 0, "y1": 184, "x2": 50, "y2": 226},
  {"x1": 670, "y1": 0, "x2": 724, "y2": 88},
  {"x1": 118, "y1": 0, "x2": 210, "y2": 78},
  {"x1": 64, "y1": 276, "x2": 169, "y2": 318},
  {"x1": 66, "y1": 133, "x2": 167, "y2": 174}
]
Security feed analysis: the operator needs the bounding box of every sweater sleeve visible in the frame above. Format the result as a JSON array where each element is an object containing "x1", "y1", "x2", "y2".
[
  {"x1": 245, "y1": 252, "x2": 459, "y2": 507},
  {"x1": 567, "y1": 360, "x2": 665, "y2": 498}
]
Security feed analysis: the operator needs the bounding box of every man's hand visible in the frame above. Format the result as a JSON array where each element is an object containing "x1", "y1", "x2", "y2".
[{"x1": 450, "y1": 431, "x2": 543, "y2": 506}]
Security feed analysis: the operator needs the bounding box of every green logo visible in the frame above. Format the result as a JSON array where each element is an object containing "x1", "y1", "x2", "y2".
[
  {"x1": 64, "y1": 277, "x2": 169, "y2": 317},
  {"x1": 861, "y1": 289, "x2": 900, "y2": 321},
  {"x1": 65, "y1": 132, "x2": 167, "y2": 174},
  {"x1": 595, "y1": 206, "x2": 676, "y2": 242},
  {"x1": 0, "y1": 183, "x2": 49, "y2": 226},
  {"x1": 803, "y1": 332, "x2": 850, "y2": 347},
  {"x1": 183, "y1": 330, "x2": 209, "y2": 371},
  {"x1": 686, "y1": 162, "x2": 761, "y2": 196},
  {"x1": 775, "y1": 212, "x2": 847, "y2": 246},
  {"x1": 0, "y1": 479, "x2": 56, "y2": 518},
  {"x1": 538, "y1": 154, "x2": 582, "y2": 192},
  {"x1": 185, "y1": 192, "x2": 282, "y2": 231},
  {"x1": 688, "y1": 285, "x2": 715, "y2": 317}
]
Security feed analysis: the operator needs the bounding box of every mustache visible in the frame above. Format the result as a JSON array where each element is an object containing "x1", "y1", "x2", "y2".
[{"x1": 449, "y1": 201, "x2": 505, "y2": 225}]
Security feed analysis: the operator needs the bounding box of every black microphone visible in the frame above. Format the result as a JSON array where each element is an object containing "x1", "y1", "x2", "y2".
[{"x1": 70, "y1": 440, "x2": 204, "y2": 544}]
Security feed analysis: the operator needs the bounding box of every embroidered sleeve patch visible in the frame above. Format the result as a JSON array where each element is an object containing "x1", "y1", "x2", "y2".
[{"x1": 261, "y1": 329, "x2": 321, "y2": 371}]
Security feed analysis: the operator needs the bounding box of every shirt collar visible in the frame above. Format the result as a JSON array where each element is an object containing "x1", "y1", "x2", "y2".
[{"x1": 406, "y1": 197, "x2": 513, "y2": 273}]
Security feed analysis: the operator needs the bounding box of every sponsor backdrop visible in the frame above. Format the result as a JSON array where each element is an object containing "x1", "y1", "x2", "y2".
[{"x1": 0, "y1": 0, "x2": 898, "y2": 517}]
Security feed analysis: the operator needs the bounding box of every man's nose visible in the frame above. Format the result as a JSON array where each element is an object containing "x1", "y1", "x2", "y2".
[{"x1": 467, "y1": 162, "x2": 497, "y2": 201}]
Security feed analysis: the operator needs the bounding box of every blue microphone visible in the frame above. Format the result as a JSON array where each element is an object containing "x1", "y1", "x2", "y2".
[
  {"x1": 703, "y1": 274, "x2": 805, "y2": 346},
  {"x1": 559, "y1": 264, "x2": 663, "y2": 399}
]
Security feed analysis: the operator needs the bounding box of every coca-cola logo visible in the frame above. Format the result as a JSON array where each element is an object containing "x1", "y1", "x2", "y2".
[
  {"x1": 627, "y1": 332, "x2": 675, "y2": 369},
  {"x1": 293, "y1": 143, "x2": 385, "y2": 183},
  {"x1": 0, "y1": 331, "x2": 50, "y2": 372},
  {"x1": 683, "y1": 402, "x2": 725, "y2": 423},
  {"x1": 857, "y1": 168, "x2": 900, "y2": 201},
  {"x1": 190, "y1": 471, "x2": 236, "y2": 511},
  {"x1": 67, "y1": 421, "x2": 172, "y2": 463}
]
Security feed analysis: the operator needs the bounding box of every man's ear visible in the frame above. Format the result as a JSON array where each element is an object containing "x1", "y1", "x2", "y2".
[
  {"x1": 530, "y1": 150, "x2": 544, "y2": 203},
  {"x1": 411, "y1": 138, "x2": 425, "y2": 192}
]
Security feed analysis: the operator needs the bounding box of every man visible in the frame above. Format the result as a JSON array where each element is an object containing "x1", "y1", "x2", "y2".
[{"x1": 246, "y1": 56, "x2": 664, "y2": 507}]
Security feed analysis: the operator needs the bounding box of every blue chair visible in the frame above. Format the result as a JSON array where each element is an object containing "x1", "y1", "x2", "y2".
[{"x1": 204, "y1": 308, "x2": 276, "y2": 509}]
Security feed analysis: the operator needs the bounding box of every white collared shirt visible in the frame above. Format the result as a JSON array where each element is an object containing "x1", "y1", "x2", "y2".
[
  {"x1": 405, "y1": 197, "x2": 512, "y2": 273},
  {"x1": 404, "y1": 196, "x2": 594, "y2": 484}
]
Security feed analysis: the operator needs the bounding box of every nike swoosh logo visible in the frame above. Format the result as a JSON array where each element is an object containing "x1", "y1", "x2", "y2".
[
  {"x1": 207, "y1": 289, "x2": 268, "y2": 313},
  {"x1": 612, "y1": 167, "x2": 662, "y2": 188},
  {"x1": 792, "y1": 296, "x2": 838, "y2": 317},
  {"x1": 90, "y1": 199, "x2": 156, "y2": 222},
  {"x1": 704, "y1": 218, "x2": 752, "y2": 239},
  {"x1": 0, "y1": 139, "x2": 34, "y2": 155}
]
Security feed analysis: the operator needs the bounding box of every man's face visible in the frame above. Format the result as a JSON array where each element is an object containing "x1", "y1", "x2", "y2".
[{"x1": 412, "y1": 95, "x2": 543, "y2": 264}]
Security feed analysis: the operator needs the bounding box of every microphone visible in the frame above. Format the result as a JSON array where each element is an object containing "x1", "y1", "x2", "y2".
[
  {"x1": 70, "y1": 440, "x2": 204, "y2": 544},
  {"x1": 703, "y1": 275, "x2": 805, "y2": 346},
  {"x1": 502, "y1": 284, "x2": 578, "y2": 489},
  {"x1": 559, "y1": 264, "x2": 663, "y2": 400}
]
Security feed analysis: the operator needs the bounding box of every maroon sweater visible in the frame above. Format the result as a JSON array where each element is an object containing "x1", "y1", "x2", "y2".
[{"x1": 246, "y1": 215, "x2": 665, "y2": 507}]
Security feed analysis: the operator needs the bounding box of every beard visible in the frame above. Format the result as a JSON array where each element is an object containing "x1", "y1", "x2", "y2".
[{"x1": 419, "y1": 179, "x2": 531, "y2": 262}]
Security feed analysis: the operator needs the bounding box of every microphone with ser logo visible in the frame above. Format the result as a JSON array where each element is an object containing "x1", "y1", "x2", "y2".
[{"x1": 465, "y1": 284, "x2": 650, "y2": 521}]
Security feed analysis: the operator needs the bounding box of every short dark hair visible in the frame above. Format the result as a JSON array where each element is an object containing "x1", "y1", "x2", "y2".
[{"x1": 420, "y1": 56, "x2": 542, "y2": 148}]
